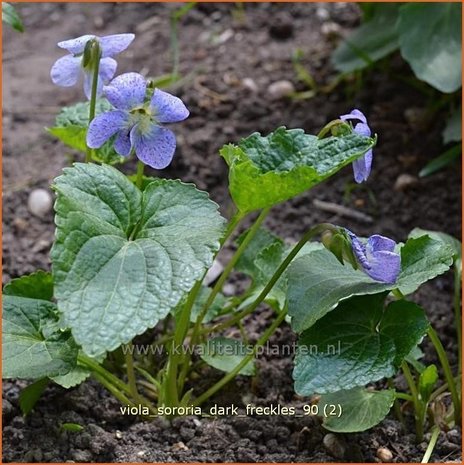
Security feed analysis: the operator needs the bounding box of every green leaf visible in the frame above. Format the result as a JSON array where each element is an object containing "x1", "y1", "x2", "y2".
[
  {"x1": 189, "y1": 287, "x2": 228, "y2": 323},
  {"x1": 3, "y1": 270, "x2": 54, "y2": 301},
  {"x1": 288, "y1": 248, "x2": 391, "y2": 333},
  {"x1": 405, "y1": 345, "x2": 426, "y2": 374},
  {"x1": 397, "y1": 235, "x2": 454, "y2": 295},
  {"x1": 3, "y1": 295, "x2": 78, "y2": 379},
  {"x1": 221, "y1": 127, "x2": 375, "y2": 213},
  {"x1": 61, "y1": 423, "x2": 84, "y2": 433},
  {"x1": 419, "y1": 365, "x2": 438, "y2": 403},
  {"x1": 419, "y1": 145, "x2": 461, "y2": 178},
  {"x1": 48, "y1": 99, "x2": 126, "y2": 165},
  {"x1": 287, "y1": 234, "x2": 453, "y2": 333},
  {"x1": 443, "y1": 108, "x2": 462, "y2": 144},
  {"x1": 2, "y1": 3, "x2": 24, "y2": 32},
  {"x1": 331, "y1": 4, "x2": 399, "y2": 73},
  {"x1": 200, "y1": 337, "x2": 255, "y2": 376},
  {"x1": 320, "y1": 388, "x2": 395, "y2": 433},
  {"x1": 293, "y1": 294, "x2": 429, "y2": 394},
  {"x1": 397, "y1": 3, "x2": 462, "y2": 93},
  {"x1": 19, "y1": 378, "x2": 49, "y2": 415},
  {"x1": 409, "y1": 228, "x2": 461, "y2": 261},
  {"x1": 51, "y1": 163, "x2": 225, "y2": 357},
  {"x1": 51, "y1": 365, "x2": 91, "y2": 388}
]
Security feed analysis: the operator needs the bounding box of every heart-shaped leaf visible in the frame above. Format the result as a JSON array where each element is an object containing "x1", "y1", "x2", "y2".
[
  {"x1": 332, "y1": 4, "x2": 400, "y2": 73},
  {"x1": 320, "y1": 388, "x2": 395, "y2": 432},
  {"x1": 288, "y1": 233, "x2": 453, "y2": 333},
  {"x1": 2, "y1": 295, "x2": 78, "y2": 379},
  {"x1": 397, "y1": 3, "x2": 462, "y2": 93},
  {"x1": 51, "y1": 163, "x2": 225, "y2": 357},
  {"x1": 221, "y1": 127, "x2": 375, "y2": 213},
  {"x1": 3, "y1": 270, "x2": 54, "y2": 301},
  {"x1": 293, "y1": 294, "x2": 429, "y2": 395}
]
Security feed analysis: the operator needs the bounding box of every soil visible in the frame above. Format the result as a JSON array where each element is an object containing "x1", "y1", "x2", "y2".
[{"x1": 2, "y1": 2, "x2": 462, "y2": 463}]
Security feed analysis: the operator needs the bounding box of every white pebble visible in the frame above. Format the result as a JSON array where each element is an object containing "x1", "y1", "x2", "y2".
[
  {"x1": 242, "y1": 77, "x2": 258, "y2": 93},
  {"x1": 203, "y1": 259, "x2": 224, "y2": 286},
  {"x1": 394, "y1": 174, "x2": 419, "y2": 192},
  {"x1": 28, "y1": 189, "x2": 53, "y2": 218},
  {"x1": 267, "y1": 80, "x2": 295, "y2": 100},
  {"x1": 377, "y1": 446, "x2": 394, "y2": 462}
]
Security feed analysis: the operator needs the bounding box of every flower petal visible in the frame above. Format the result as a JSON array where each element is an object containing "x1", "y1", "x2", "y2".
[
  {"x1": 99, "y1": 33, "x2": 135, "y2": 58},
  {"x1": 352, "y1": 149, "x2": 373, "y2": 183},
  {"x1": 50, "y1": 55, "x2": 81, "y2": 87},
  {"x1": 367, "y1": 235, "x2": 397, "y2": 254},
  {"x1": 353, "y1": 122, "x2": 371, "y2": 137},
  {"x1": 99, "y1": 57, "x2": 117, "y2": 83},
  {"x1": 131, "y1": 124, "x2": 176, "y2": 169},
  {"x1": 340, "y1": 108, "x2": 367, "y2": 124},
  {"x1": 366, "y1": 250, "x2": 401, "y2": 284},
  {"x1": 114, "y1": 129, "x2": 132, "y2": 156},
  {"x1": 348, "y1": 232, "x2": 371, "y2": 271},
  {"x1": 150, "y1": 89, "x2": 190, "y2": 123},
  {"x1": 87, "y1": 110, "x2": 129, "y2": 148},
  {"x1": 83, "y1": 58, "x2": 117, "y2": 100},
  {"x1": 104, "y1": 72, "x2": 146, "y2": 110},
  {"x1": 58, "y1": 35, "x2": 96, "y2": 55}
]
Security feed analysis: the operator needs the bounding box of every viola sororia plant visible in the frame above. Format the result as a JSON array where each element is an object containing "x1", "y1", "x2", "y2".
[{"x1": 3, "y1": 31, "x2": 461, "y2": 446}]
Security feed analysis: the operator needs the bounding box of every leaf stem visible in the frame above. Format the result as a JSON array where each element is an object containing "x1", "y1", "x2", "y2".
[
  {"x1": 85, "y1": 48, "x2": 101, "y2": 163},
  {"x1": 401, "y1": 361, "x2": 424, "y2": 442},
  {"x1": 124, "y1": 342, "x2": 143, "y2": 405},
  {"x1": 192, "y1": 310, "x2": 287, "y2": 407},
  {"x1": 421, "y1": 426, "x2": 440, "y2": 463},
  {"x1": 427, "y1": 326, "x2": 461, "y2": 424},
  {"x1": 135, "y1": 160, "x2": 145, "y2": 189}
]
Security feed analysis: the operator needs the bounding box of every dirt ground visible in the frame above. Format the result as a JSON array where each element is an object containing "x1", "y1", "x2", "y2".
[{"x1": 2, "y1": 2, "x2": 462, "y2": 462}]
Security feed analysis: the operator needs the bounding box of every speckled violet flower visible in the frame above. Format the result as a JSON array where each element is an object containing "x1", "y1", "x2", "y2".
[
  {"x1": 347, "y1": 231, "x2": 401, "y2": 284},
  {"x1": 340, "y1": 109, "x2": 373, "y2": 183},
  {"x1": 50, "y1": 33, "x2": 135, "y2": 99},
  {"x1": 86, "y1": 72, "x2": 189, "y2": 169}
]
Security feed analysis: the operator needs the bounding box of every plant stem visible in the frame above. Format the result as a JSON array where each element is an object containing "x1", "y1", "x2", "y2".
[
  {"x1": 91, "y1": 371, "x2": 135, "y2": 407},
  {"x1": 124, "y1": 342, "x2": 143, "y2": 405},
  {"x1": 427, "y1": 327, "x2": 461, "y2": 423},
  {"x1": 164, "y1": 281, "x2": 202, "y2": 407},
  {"x1": 85, "y1": 50, "x2": 101, "y2": 163},
  {"x1": 78, "y1": 353, "x2": 132, "y2": 396},
  {"x1": 135, "y1": 160, "x2": 145, "y2": 189},
  {"x1": 168, "y1": 210, "x2": 246, "y2": 395},
  {"x1": 401, "y1": 361, "x2": 424, "y2": 442},
  {"x1": 192, "y1": 310, "x2": 287, "y2": 407},
  {"x1": 421, "y1": 426, "x2": 440, "y2": 463}
]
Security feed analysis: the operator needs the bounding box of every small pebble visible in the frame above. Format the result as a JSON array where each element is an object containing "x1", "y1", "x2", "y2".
[
  {"x1": 115, "y1": 430, "x2": 122, "y2": 439},
  {"x1": 222, "y1": 283, "x2": 236, "y2": 296},
  {"x1": 172, "y1": 441, "x2": 189, "y2": 451},
  {"x1": 377, "y1": 446, "x2": 393, "y2": 462},
  {"x1": 323, "y1": 433, "x2": 346, "y2": 459},
  {"x1": 394, "y1": 174, "x2": 419, "y2": 192},
  {"x1": 267, "y1": 80, "x2": 295, "y2": 100},
  {"x1": 203, "y1": 259, "x2": 224, "y2": 285},
  {"x1": 136, "y1": 450, "x2": 146, "y2": 457},
  {"x1": 28, "y1": 188, "x2": 53, "y2": 218},
  {"x1": 242, "y1": 77, "x2": 258, "y2": 93},
  {"x1": 321, "y1": 22, "x2": 342, "y2": 39}
]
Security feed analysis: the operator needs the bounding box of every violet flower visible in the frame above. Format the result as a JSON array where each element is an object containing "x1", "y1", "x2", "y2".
[
  {"x1": 86, "y1": 72, "x2": 189, "y2": 169},
  {"x1": 340, "y1": 109, "x2": 373, "y2": 183},
  {"x1": 51, "y1": 33, "x2": 135, "y2": 99},
  {"x1": 347, "y1": 231, "x2": 401, "y2": 284}
]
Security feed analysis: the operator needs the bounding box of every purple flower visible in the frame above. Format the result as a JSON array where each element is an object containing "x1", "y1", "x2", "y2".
[
  {"x1": 340, "y1": 109, "x2": 373, "y2": 183},
  {"x1": 347, "y1": 231, "x2": 401, "y2": 284},
  {"x1": 51, "y1": 33, "x2": 135, "y2": 99},
  {"x1": 86, "y1": 72, "x2": 189, "y2": 169}
]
